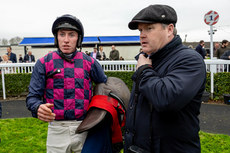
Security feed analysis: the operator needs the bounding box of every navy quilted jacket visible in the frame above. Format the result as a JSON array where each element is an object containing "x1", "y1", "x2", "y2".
[{"x1": 124, "y1": 36, "x2": 206, "y2": 153}]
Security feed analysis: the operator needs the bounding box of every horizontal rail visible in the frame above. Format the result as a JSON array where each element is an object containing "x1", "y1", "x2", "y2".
[
  {"x1": 1, "y1": 59, "x2": 230, "y2": 99},
  {"x1": 0, "y1": 59, "x2": 229, "y2": 73}
]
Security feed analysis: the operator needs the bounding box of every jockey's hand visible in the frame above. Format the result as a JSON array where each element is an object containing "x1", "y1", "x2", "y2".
[{"x1": 37, "y1": 103, "x2": 56, "y2": 122}]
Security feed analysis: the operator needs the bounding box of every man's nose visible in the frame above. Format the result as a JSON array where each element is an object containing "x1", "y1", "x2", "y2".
[
  {"x1": 140, "y1": 31, "x2": 146, "y2": 38},
  {"x1": 64, "y1": 35, "x2": 70, "y2": 42}
]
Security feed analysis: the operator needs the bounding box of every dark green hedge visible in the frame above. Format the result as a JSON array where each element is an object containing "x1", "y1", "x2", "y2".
[
  {"x1": 0, "y1": 72, "x2": 229, "y2": 100},
  {"x1": 0, "y1": 73, "x2": 32, "y2": 97},
  {"x1": 211, "y1": 72, "x2": 230, "y2": 100},
  {"x1": 105, "y1": 72, "x2": 134, "y2": 91}
]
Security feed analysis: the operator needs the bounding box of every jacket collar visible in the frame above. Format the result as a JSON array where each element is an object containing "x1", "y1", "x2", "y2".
[
  {"x1": 149, "y1": 35, "x2": 182, "y2": 66},
  {"x1": 57, "y1": 49, "x2": 77, "y2": 63}
]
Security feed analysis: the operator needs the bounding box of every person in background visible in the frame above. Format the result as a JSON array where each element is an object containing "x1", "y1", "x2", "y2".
[
  {"x1": 119, "y1": 56, "x2": 124, "y2": 60},
  {"x1": 19, "y1": 54, "x2": 24, "y2": 63},
  {"x1": 1, "y1": 55, "x2": 13, "y2": 73},
  {"x1": 24, "y1": 51, "x2": 35, "y2": 63},
  {"x1": 214, "y1": 42, "x2": 220, "y2": 57},
  {"x1": 85, "y1": 51, "x2": 90, "y2": 56},
  {"x1": 124, "y1": 4, "x2": 206, "y2": 153},
  {"x1": 26, "y1": 14, "x2": 107, "y2": 153},
  {"x1": 90, "y1": 47, "x2": 97, "y2": 59},
  {"x1": 215, "y1": 40, "x2": 229, "y2": 59},
  {"x1": 18, "y1": 54, "x2": 24, "y2": 73},
  {"x1": 6, "y1": 46, "x2": 17, "y2": 63},
  {"x1": 220, "y1": 50, "x2": 230, "y2": 60},
  {"x1": 96, "y1": 46, "x2": 106, "y2": 61},
  {"x1": 195, "y1": 40, "x2": 206, "y2": 59},
  {"x1": 109, "y1": 45, "x2": 119, "y2": 60},
  {"x1": 220, "y1": 50, "x2": 230, "y2": 71},
  {"x1": 24, "y1": 51, "x2": 35, "y2": 72},
  {"x1": 1, "y1": 54, "x2": 12, "y2": 63}
]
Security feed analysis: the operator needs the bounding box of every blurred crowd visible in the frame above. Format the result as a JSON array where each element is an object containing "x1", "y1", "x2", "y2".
[
  {"x1": 189, "y1": 39, "x2": 230, "y2": 60},
  {"x1": 0, "y1": 46, "x2": 35, "y2": 63},
  {"x1": 84, "y1": 45, "x2": 124, "y2": 61}
]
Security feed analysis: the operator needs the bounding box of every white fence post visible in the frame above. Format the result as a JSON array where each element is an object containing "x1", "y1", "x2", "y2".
[
  {"x1": 1, "y1": 68, "x2": 6, "y2": 99},
  {"x1": 210, "y1": 65, "x2": 216, "y2": 99},
  {"x1": 210, "y1": 71, "x2": 214, "y2": 99}
]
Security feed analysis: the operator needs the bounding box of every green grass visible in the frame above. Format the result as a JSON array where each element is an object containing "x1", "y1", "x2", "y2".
[
  {"x1": 0, "y1": 118, "x2": 230, "y2": 153},
  {"x1": 200, "y1": 131, "x2": 230, "y2": 153},
  {"x1": 0, "y1": 118, "x2": 47, "y2": 153}
]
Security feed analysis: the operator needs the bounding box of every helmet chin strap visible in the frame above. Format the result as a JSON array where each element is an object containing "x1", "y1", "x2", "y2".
[{"x1": 58, "y1": 49, "x2": 74, "y2": 63}]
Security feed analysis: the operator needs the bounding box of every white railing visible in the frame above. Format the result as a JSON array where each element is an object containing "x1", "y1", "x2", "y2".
[
  {"x1": 100, "y1": 60, "x2": 137, "y2": 71},
  {"x1": 1, "y1": 60, "x2": 230, "y2": 99},
  {"x1": 0, "y1": 63, "x2": 35, "y2": 74}
]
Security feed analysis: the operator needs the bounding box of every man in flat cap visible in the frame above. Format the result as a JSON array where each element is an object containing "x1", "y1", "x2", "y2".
[{"x1": 124, "y1": 4, "x2": 206, "y2": 153}]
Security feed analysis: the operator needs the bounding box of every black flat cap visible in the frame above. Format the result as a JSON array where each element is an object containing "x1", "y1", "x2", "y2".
[{"x1": 128, "y1": 4, "x2": 177, "y2": 30}]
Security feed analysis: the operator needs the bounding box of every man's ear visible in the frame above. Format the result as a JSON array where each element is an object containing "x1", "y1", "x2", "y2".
[{"x1": 167, "y1": 24, "x2": 174, "y2": 37}]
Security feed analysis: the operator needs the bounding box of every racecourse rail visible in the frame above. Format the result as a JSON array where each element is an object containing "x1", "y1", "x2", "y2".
[{"x1": 0, "y1": 59, "x2": 230, "y2": 99}]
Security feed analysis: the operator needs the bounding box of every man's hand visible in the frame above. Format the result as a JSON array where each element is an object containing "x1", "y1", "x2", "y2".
[
  {"x1": 136, "y1": 54, "x2": 152, "y2": 69},
  {"x1": 37, "y1": 103, "x2": 56, "y2": 122}
]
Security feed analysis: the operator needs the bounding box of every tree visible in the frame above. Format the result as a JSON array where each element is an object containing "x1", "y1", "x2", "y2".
[
  {"x1": 2, "y1": 38, "x2": 8, "y2": 45},
  {"x1": 9, "y1": 38, "x2": 16, "y2": 45},
  {"x1": 9, "y1": 36, "x2": 22, "y2": 45},
  {"x1": 15, "y1": 36, "x2": 22, "y2": 44}
]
